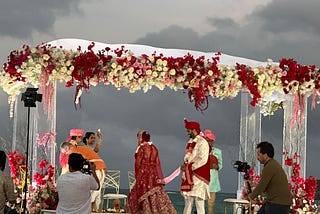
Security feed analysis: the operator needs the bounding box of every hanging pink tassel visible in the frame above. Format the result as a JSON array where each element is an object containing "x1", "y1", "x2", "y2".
[
  {"x1": 39, "y1": 70, "x2": 55, "y2": 119},
  {"x1": 290, "y1": 93, "x2": 305, "y2": 129},
  {"x1": 311, "y1": 90, "x2": 320, "y2": 109}
]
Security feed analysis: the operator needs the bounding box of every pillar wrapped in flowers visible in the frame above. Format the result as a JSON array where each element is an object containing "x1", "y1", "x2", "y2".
[{"x1": 282, "y1": 94, "x2": 307, "y2": 179}]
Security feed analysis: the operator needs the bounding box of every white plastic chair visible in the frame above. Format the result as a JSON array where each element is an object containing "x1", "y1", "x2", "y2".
[
  {"x1": 128, "y1": 170, "x2": 136, "y2": 191},
  {"x1": 100, "y1": 170, "x2": 127, "y2": 212}
]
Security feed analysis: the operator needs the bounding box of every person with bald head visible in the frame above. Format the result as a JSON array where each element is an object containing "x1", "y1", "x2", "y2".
[{"x1": 59, "y1": 128, "x2": 85, "y2": 174}]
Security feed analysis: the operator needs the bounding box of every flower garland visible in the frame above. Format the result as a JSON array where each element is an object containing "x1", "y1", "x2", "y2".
[
  {"x1": 7, "y1": 150, "x2": 26, "y2": 188},
  {"x1": 27, "y1": 159, "x2": 58, "y2": 213},
  {"x1": 36, "y1": 131, "x2": 56, "y2": 156},
  {"x1": 7, "y1": 150, "x2": 58, "y2": 214},
  {"x1": 1, "y1": 42, "x2": 320, "y2": 117},
  {"x1": 283, "y1": 152, "x2": 318, "y2": 213}
]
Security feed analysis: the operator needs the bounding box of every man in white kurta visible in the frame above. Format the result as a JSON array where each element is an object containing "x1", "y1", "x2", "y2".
[{"x1": 181, "y1": 119, "x2": 210, "y2": 214}]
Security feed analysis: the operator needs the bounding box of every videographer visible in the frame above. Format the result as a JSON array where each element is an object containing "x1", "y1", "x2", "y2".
[
  {"x1": 60, "y1": 141, "x2": 107, "y2": 212},
  {"x1": 56, "y1": 153, "x2": 100, "y2": 214},
  {"x1": 248, "y1": 141, "x2": 292, "y2": 214}
]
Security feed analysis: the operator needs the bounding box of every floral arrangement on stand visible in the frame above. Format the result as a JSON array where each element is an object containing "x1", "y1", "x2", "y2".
[
  {"x1": 283, "y1": 152, "x2": 318, "y2": 213},
  {"x1": 241, "y1": 153, "x2": 318, "y2": 214},
  {"x1": 27, "y1": 159, "x2": 58, "y2": 213},
  {"x1": 7, "y1": 150, "x2": 58, "y2": 214},
  {"x1": 6, "y1": 150, "x2": 26, "y2": 213},
  {"x1": 1, "y1": 41, "x2": 320, "y2": 118}
]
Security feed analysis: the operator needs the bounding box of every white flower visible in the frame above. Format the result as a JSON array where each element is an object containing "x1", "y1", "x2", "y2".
[{"x1": 169, "y1": 69, "x2": 176, "y2": 75}]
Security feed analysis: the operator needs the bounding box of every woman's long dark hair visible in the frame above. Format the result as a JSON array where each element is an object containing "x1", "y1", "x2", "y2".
[{"x1": 141, "y1": 131, "x2": 151, "y2": 142}]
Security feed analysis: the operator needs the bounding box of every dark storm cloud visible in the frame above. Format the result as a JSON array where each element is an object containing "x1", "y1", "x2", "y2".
[
  {"x1": 53, "y1": 84, "x2": 243, "y2": 191},
  {"x1": 136, "y1": 0, "x2": 320, "y2": 66},
  {"x1": 0, "y1": 0, "x2": 81, "y2": 38},
  {"x1": 254, "y1": 0, "x2": 320, "y2": 34},
  {"x1": 135, "y1": 25, "x2": 201, "y2": 51},
  {"x1": 206, "y1": 17, "x2": 238, "y2": 30},
  {"x1": 55, "y1": 84, "x2": 241, "y2": 147}
]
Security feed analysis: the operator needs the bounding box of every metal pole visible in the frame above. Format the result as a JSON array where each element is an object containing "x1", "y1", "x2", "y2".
[{"x1": 23, "y1": 106, "x2": 30, "y2": 213}]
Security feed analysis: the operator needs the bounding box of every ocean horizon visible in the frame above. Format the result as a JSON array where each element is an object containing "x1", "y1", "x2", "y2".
[{"x1": 106, "y1": 189, "x2": 320, "y2": 214}]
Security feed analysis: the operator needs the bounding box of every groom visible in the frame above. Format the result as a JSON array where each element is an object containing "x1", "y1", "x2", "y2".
[{"x1": 180, "y1": 119, "x2": 210, "y2": 214}]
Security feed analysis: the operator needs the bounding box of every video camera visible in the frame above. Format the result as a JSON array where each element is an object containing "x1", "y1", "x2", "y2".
[
  {"x1": 82, "y1": 160, "x2": 92, "y2": 175},
  {"x1": 233, "y1": 160, "x2": 252, "y2": 193},
  {"x1": 233, "y1": 160, "x2": 250, "y2": 180}
]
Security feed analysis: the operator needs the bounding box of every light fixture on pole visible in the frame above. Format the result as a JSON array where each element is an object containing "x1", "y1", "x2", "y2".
[{"x1": 21, "y1": 87, "x2": 42, "y2": 213}]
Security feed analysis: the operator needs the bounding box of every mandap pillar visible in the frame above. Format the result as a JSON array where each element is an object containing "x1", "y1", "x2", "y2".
[
  {"x1": 282, "y1": 94, "x2": 307, "y2": 179},
  {"x1": 12, "y1": 83, "x2": 57, "y2": 183},
  {"x1": 238, "y1": 92, "x2": 261, "y2": 192}
]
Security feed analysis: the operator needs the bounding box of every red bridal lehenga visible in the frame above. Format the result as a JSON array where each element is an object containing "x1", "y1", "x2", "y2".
[{"x1": 128, "y1": 143, "x2": 177, "y2": 214}]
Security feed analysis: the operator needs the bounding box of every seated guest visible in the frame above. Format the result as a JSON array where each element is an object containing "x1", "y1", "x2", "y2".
[{"x1": 56, "y1": 153, "x2": 100, "y2": 214}]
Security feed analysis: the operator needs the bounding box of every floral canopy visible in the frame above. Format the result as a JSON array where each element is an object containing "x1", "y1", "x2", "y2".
[
  {"x1": 1, "y1": 39, "x2": 318, "y2": 213},
  {"x1": 1, "y1": 38, "x2": 319, "y2": 117}
]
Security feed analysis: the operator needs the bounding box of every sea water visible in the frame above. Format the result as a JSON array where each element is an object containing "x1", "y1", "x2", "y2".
[{"x1": 167, "y1": 191, "x2": 236, "y2": 214}]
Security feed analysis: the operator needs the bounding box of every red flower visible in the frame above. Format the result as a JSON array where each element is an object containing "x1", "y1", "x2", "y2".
[
  {"x1": 236, "y1": 63, "x2": 261, "y2": 106},
  {"x1": 39, "y1": 159, "x2": 48, "y2": 169},
  {"x1": 284, "y1": 157, "x2": 293, "y2": 166},
  {"x1": 279, "y1": 58, "x2": 317, "y2": 94}
]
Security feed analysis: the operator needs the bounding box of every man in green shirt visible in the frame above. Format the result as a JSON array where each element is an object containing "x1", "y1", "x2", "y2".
[
  {"x1": 249, "y1": 141, "x2": 292, "y2": 214},
  {"x1": 204, "y1": 129, "x2": 222, "y2": 214}
]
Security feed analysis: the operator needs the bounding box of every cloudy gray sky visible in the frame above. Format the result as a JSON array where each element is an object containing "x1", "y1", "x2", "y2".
[{"x1": 0, "y1": 0, "x2": 320, "y2": 193}]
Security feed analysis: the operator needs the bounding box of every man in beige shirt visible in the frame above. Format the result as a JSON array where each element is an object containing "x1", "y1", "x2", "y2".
[{"x1": 0, "y1": 150, "x2": 17, "y2": 213}]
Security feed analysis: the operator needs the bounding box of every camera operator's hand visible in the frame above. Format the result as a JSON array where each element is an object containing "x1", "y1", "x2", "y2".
[
  {"x1": 249, "y1": 198, "x2": 257, "y2": 206},
  {"x1": 90, "y1": 162, "x2": 96, "y2": 172},
  {"x1": 89, "y1": 162, "x2": 100, "y2": 190}
]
